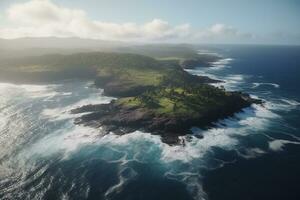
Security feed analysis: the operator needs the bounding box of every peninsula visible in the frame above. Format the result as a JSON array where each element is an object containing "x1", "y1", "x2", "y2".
[{"x1": 0, "y1": 50, "x2": 260, "y2": 144}]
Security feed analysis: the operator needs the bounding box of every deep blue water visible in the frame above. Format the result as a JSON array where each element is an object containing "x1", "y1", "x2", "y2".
[
  {"x1": 198, "y1": 45, "x2": 300, "y2": 200},
  {"x1": 0, "y1": 45, "x2": 299, "y2": 200}
]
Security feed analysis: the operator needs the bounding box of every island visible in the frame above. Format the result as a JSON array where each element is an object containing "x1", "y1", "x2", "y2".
[{"x1": 0, "y1": 50, "x2": 261, "y2": 145}]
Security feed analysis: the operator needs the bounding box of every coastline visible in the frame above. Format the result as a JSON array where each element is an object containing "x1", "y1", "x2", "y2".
[
  {"x1": 0, "y1": 51, "x2": 262, "y2": 145},
  {"x1": 70, "y1": 54, "x2": 262, "y2": 145}
]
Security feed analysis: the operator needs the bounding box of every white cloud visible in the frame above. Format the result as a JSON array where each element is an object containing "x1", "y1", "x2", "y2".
[
  {"x1": 209, "y1": 24, "x2": 237, "y2": 35},
  {"x1": 6, "y1": 0, "x2": 85, "y2": 25},
  {"x1": 0, "y1": 0, "x2": 191, "y2": 41},
  {"x1": 0, "y1": 0, "x2": 254, "y2": 43},
  {"x1": 194, "y1": 23, "x2": 255, "y2": 43}
]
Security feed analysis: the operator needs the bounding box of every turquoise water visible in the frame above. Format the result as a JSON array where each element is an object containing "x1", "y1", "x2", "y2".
[{"x1": 0, "y1": 45, "x2": 299, "y2": 200}]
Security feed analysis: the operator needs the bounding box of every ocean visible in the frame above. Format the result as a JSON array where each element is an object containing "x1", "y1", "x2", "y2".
[{"x1": 0, "y1": 45, "x2": 299, "y2": 200}]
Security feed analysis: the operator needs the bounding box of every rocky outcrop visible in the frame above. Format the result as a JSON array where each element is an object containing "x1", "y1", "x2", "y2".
[
  {"x1": 180, "y1": 58, "x2": 210, "y2": 69},
  {"x1": 179, "y1": 53, "x2": 222, "y2": 69},
  {"x1": 71, "y1": 93, "x2": 262, "y2": 145}
]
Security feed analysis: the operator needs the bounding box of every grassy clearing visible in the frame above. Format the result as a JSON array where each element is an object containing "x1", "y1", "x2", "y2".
[{"x1": 117, "y1": 85, "x2": 231, "y2": 117}]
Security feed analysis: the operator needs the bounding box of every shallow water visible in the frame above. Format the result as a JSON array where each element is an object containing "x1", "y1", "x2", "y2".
[{"x1": 0, "y1": 45, "x2": 299, "y2": 200}]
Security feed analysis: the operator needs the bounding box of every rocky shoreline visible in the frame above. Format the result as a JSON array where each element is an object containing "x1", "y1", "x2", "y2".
[
  {"x1": 179, "y1": 54, "x2": 221, "y2": 69},
  {"x1": 71, "y1": 84, "x2": 262, "y2": 145},
  {"x1": 71, "y1": 93, "x2": 261, "y2": 145},
  {"x1": 69, "y1": 55, "x2": 262, "y2": 145}
]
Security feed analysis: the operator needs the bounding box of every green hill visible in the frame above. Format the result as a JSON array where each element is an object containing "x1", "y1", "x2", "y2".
[{"x1": 0, "y1": 51, "x2": 215, "y2": 96}]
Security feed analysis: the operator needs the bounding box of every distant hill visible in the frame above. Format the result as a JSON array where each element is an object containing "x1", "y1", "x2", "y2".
[
  {"x1": 0, "y1": 52, "x2": 170, "y2": 88},
  {"x1": 0, "y1": 37, "x2": 204, "y2": 60},
  {"x1": 0, "y1": 51, "x2": 217, "y2": 96},
  {"x1": 117, "y1": 44, "x2": 199, "y2": 59},
  {"x1": 0, "y1": 37, "x2": 126, "y2": 60},
  {"x1": 0, "y1": 37, "x2": 125, "y2": 50}
]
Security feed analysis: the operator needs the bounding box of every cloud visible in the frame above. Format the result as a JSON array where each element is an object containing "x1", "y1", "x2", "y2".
[
  {"x1": 0, "y1": 0, "x2": 254, "y2": 43},
  {"x1": 210, "y1": 24, "x2": 237, "y2": 35},
  {"x1": 0, "y1": 0, "x2": 191, "y2": 41},
  {"x1": 194, "y1": 23, "x2": 255, "y2": 43},
  {"x1": 6, "y1": 0, "x2": 84, "y2": 25}
]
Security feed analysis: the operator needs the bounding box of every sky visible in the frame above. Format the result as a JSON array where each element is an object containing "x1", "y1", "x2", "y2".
[{"x1": 0, "y1": 0, "x2": 299, "y2": 44}]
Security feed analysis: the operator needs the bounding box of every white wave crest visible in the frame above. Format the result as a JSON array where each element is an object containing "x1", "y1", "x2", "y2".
[
  {"x1": 197, "y1": 50, "x2": 222, "y2": 57},
  {"x1": 26, "y1": 123, "x2": 104, "y2": 158},
  {"x1": 263, "y1": 98, "x2": 300, "y2": 112},
  {"x1": 280, "y1": 99, "x2": 300, "y2": 106},
  {"x1": 0, "y1": 82, "x2": 60, "y2": 98},
  {"x1": 252, "y1": 82, "x2": 280, "y2": 89},
  {"x1": 211, "y1": 74, "x2": 248, "y2": 91},
  {"x1": 160, "y1": 104, "x2": 278, "y2": 163},
  {"x1": 237, "y1": 148, "x2": 266, "y2": 159},
  {"x1": 210, "y1": 58, "x2": 233, "y2": 68},
  {"x1": 269, "y1": 139, "x2": 300, "y2": 151},
  {"x1": 71, "y1": 103, "x2": 277, "y2": 165},
  {"x1": 41, "y1": 89, "x2": 114, "y2": 121},
  {"x1": 41, "y1": 99, "x2": 280, "y2": 164}
]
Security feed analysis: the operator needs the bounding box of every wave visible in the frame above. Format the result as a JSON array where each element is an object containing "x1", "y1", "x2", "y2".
[
  {"x1": 280, "y1": 98, "x2": 300, "y2": 106},
  {"x1": 41, "y1": 93, "x2": 114, "y2": 121},
  {"x1": 210, "y1": 58, "x2": 233, "y2": 68},
  {"x1": 185, "y1": 70, "x2": 248, "y2": 91},
  {"x1": 185, "y1": 68, "x2": 221, "y2": 82},
  {"x1": 26, "y1": 123, "x2": 104, "y2": 158},
  {"x1": 211, "y1": 74, "x2": 249, "y2": 91},
  {"x1": 269, "y1": 139, "x2": 300, "y2": 151},
  {"x1": 226, "y1": 74, "x2": 244, "y2": 81},
  {"x1": 237, "y1": 148, "x2": 266, "y2": 159},
  {"x1": 196, "y1": 50, "x2": 233, "y2": 69},
  {"x1": 159, "y1": 103, "x2": 279, "y2": 163},
  {"x1": 197, "y1": 50, "x2": 222, "y2": 57},
  {"x1": 185, "y1": 55, "x2": 249, "y2": 91},
  {"x1": 0, "y1": 82, "x2": 52, "y2": 91},
  {"x1": 40, "y1": 101, "x2": 277, "y2": 165},
  {"x1": 0, "y1": 82, "x2": 61, "y2": 99},
  {"x1": 252, "y1": 82, "x2": 280, "y2": 89},
  {"x1": 262, "y1": 98, "x2": 300, "y2": 112}
]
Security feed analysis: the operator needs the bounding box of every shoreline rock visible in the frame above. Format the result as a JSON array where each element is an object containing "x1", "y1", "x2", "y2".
[
  {"x1": 69, "y1": 53, "x2": 262, "y2": 145},
  {"x1": 180, "y1": 54, "x2": 222, "y2": 69},
  {"x1": 71, "y1": 91, "x2": 262, "y2": 145}
]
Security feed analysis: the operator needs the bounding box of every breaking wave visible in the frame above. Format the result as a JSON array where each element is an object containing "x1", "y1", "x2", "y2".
[
  {"x1": 210, "y1": 58, "x2": 233, "y2": 69},
  {"x1": 252, "y1": 82, "x2": 280, "y2": 89}
]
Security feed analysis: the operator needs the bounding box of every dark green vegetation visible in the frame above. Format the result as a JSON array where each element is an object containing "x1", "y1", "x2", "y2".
[
  {"x1": 72, "y1": 83, "x2": 258, "y2": 144},
  {"x1": 0, "y1": 52, "x2": 161, "y2": 84},
  {"x1": 0, "y1": 48, "x2": 259, "y2": 144},
  {"x1": 0, "y1": 51, "x2": 217, "y2": 96},
  {"x1": 118, "y1": 86, "x2": 250, "y2": 117}
]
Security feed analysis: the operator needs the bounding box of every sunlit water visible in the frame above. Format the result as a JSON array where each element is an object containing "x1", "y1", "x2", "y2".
[{"x1": 0, "y1": 45, "x2": 299, "y2": 200}]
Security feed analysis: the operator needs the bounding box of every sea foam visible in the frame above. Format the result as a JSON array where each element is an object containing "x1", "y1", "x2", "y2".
[
  {"x1": 252, "y1": 82, "x2": 280, "y2": 89},
  {"x1": 210, "y1": 58, "x2": 233, "y2": 68},
  {"x1": 269, "y1": 139, "x2": 300, "y2": 151}
]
